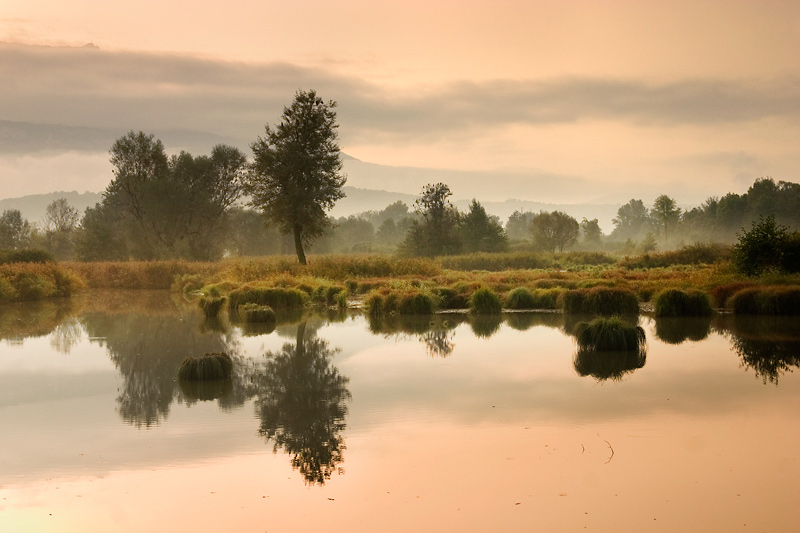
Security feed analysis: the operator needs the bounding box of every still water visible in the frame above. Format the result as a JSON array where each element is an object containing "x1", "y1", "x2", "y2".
[{"x1": 1, "y1": 291, "x2": 799, "y2": 532}]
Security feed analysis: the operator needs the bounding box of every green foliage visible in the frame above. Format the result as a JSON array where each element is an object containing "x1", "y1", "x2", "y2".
[
  {"x1": 248, "y1": 90, "x2": 345, "y2": 265},
  {"x1": 178, "y1": 352, "x2": 233, "y2": 381},
  {"x1": 228, "y1": 286, "x2": 308, "y2": 313},
  {"x1": 732, "y1": 215, "x2": 800, "y2": 276},
  {"x1": 573, "y1": 316, "x2": 646, "y2": 351},
  {"x1": 0, "y1": 263, "x2": 84, "y2": 302},
  {"x1": 400, "y1": 183, "x2": 462, "y2": 257},
  {"x1": 504, "y1": 287, "x2": 537, "y2": 309},
  {"x1": 728, "y1": 286, "x2": 800, "y2": 315},
  {"x1": 560, "y1": 287, "x2": 640, "y2": 315},
  {"x1": 238, "y1": 303, "x2": 278, "y2": 323},
  {"x1": 460, "y1": 199, "x2": 509, "y2": 253},
  {"x1": 651, "y1": 194, "x2": 681, "y2": 245},
  {"x1": 653, "y1": 289, "x2": 713, "y2": 317},
  {"x1": 530, "y1": 210, "x2": 580, "y2": 252},
  {"x1": 619, "y1": 243, "x2": 732, "y2": 269},
  {"x1": 0, "y1": 209, "x2": 32, "y2": 250},
  {"x1": 199, "y1": 295, "x2": 227, "y2": 318},
  {"x1": 0, "y1": 248, "x2": 55, "y2": 264},
  {"x1": 611, "y1": 199, "x2": 650, "y2": 242},
  {"x1": 469, "y1": 287, "x2": 502, "y2": 314}
]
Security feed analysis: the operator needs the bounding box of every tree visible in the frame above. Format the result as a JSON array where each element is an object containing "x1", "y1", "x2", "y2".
[
  {"x1": 505, "y1": 210, "x2": 536, "y2": 241},
  {"x1": 460, "y1": 199, "x2": 508, "y2": 253},
  {"x1": 0, "y1": 209, "x2": 32, "y2": 250},
  {"x1": 580, "y1": 217, "x2": 603, "y2": 247},
  {"x1": 400, "y1": 183, "x2": 462, "y2": 256},
  {"x1": 248, "y1": 90, "x2": 346, "y2": 265},
  {"x1": 42, "y1": 199, "x2": 80, "y2": 260},
  {"x1": 732, "y1": 215, "x2": 800, "y2": 276},
  {"x1": 80, "y1": 131, "x2": 247, "y2": 261},
  {"x1": 529, "y1": 211, "x2": 579, "y2": 252},
  {"x1": 651, "y1": 194, "x2": 682, "y2": 246},
  {"x1": 612, "y1": 199, "x2": 650, "y2": 241}
]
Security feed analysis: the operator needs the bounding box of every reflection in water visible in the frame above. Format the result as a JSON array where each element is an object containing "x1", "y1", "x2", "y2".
[
  {"x1": 715, "y1": 315, "x2": 800, "y2": 384},
  {"x1": 178, "y1": 378, "x2": 234, "y2": 401},
  {"x1": 505, "y1": 311, "x2": 564, "y2": 331},
  {"x1": 469, "y1": 314, "x2": 503, "y2": 338},
  {"x1": 0, "y1": 298, "x2": 80, "y2": 346},
  {"x1": 251, "y1": 321, "x2": 351, "y2": 485},
  {"x1": 573, "y1": 348, "x2": 647, "y2": 381},
  {"x1": 80, "y1": 307, "x2": 239, "y2": 427},
  {"x1": 653, "y1": 316, "x2": 713, "y2": 344},
  {"x1": 368, "y1": 314, "x2": 464, "y2": 357}
]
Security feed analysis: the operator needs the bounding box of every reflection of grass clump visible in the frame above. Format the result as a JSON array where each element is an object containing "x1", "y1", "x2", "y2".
[
  {"x1": 469, "y1": 314, "x2": 503, "y2": 338},
  {"x1": 561, "y1": 287, "x2": 639, "y2": 315},
  {"x1": 239, "y1": 303, "x2": 277, "y2": 323},
  {"x1": 179, "y1": 377, "x2": 233, "y2": 401},
  {"x1": 470, "y1": 287, "x2": 502, "y2": 314},
  {"x1": 728, "y1": 286, "x2": 800, "y2": 315},
  {"x1": 178, "y1": 352, "x2": 234, "y2": 380},
  {"x1": 654, "y1": 316, "x2": 713, "y2": 344},
  {"x1": 573, "y1": 348, "x2": 646, "y2": 381},
  {"x1": 573, "y1": 316, "x2": 645, "y2": 351},
  {"x1": 653, "y1": 288, "x2": 713, "y2": 317},
  {"x1": 199, "y1": 295, "x2": 226, "y2": 318}
]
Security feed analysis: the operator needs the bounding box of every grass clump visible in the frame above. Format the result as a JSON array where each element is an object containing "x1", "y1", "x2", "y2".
[
  {"x1": 573, "y1": 316, "x2": 646, "y2": 351},
  {"x1": 560, "y1": 287, "x2": 639, "y2": 315},
  {"x1": 728, "y1": 286, "x2": 800, "y2": 315},
  {"x1": 199, "y1": 295, "x2": 227, "y2": 318},
  {"x1": 653, "y1": 288, "x2": 713, "y2": 317},
  {"x1": 505, "y1": 287, "x2": 563, "y2": 310},
  {"x1": 365, "y1": 289, "x2": 437, "y2": 316},
  {"x1": 228, "y1": 285, "x2": 308, "y2": 314},
  {"x1": 238, "y1": 303, "x2": 277, "y2": 323},
  {"x1": 709, "y1": 281, "x2": 756, "y2": 307},
  {"x1": 469, "y1": 287, "x2": 502, "y2": 314},
  {"x1": 178, "y1": 352, "x2": 233, "y2": 381}
]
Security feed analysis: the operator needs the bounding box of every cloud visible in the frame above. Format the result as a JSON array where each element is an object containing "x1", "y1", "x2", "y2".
[{"x1": 3, "y1": 42, "x2": 800, "y2": 154}]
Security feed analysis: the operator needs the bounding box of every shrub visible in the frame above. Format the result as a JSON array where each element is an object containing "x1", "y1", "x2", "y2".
[
  {"x1": 178, "y1": 352, "x2": 233, "y2": 380},
  {"x1": 729, "y1": 286, "x2": 800, "y2": 315},
  {"x1": 732, "y1": 215, "x2": 800, "y2": 276},
  {"x1": 199, "y1": 295, "x2": 227, "y2": 318},
  {"x1": 469, "y1": 287, "x2": 502, "y2": 314},
  {"x1": 618, "y1": 243, "x2": 731, "y2": 269},
  {"x1": 228, "y1": 286, "x2": 308, "y2": 313},
  {"x1": 0, "y1": 248, "x2": 55, "y2": 264},
  {"x1": 653, "y1": 289, "x2": 713, "y2": 317},
  {"x1": 560, "y1": 287, "x2": 639, "y2": 315},
  {"x1": 573, "y1": 316, "x2": 646, "y2": 351},
  {"x1": 238, "y1": 303, "x2": 277, "y2": 323}
]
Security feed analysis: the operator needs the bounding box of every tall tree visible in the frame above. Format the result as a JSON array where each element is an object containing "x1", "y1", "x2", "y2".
[
  {"x1": 248, "y1": 90, "x2": 346, "y2": 265},
  {"x1": 42, "y1": 199, "x2": 80, "y2": 260},
  {"x1": 400, "y1": 183, "x2": 462, "y2": 256},
  {"x1": 580, "y1": 217, "x2": 603, "y2": 247},
  {"x1": 0, "y1": 209, "x2": 32, "y2": 250},
  {"x1": 651, "y1": 194, "x2": 681, "y2": 246},
  {"x1": 611, "y1": 199, "x2": 650, "y2": 241},
  {"x1": 461, "y1": 199, "x2": 508, "y2": 252},
  {"x1": 530, "y1": 211, "x2": 579, "y2": 252}
]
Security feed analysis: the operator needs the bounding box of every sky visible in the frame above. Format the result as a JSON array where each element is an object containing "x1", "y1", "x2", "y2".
[{"x1": 2, "y1": 0, "x2": 800, "y2": 206}]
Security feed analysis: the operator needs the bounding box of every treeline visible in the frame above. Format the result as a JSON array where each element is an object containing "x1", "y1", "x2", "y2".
[{"x1": 0, "y1": 134, "x2": 798, "y2": 261}]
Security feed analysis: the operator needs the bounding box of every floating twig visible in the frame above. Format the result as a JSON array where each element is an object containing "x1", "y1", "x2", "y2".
[{"x1": 604, "y1": 440, "x2": 614, "y2": 464}]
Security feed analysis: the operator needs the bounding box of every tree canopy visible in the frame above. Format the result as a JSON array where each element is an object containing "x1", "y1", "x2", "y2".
[
  {"x1": 247, "y1": 90, "x2": 346, "y2": 265},
  {"x1": 530, "y1": 210, "x2": 579, "y2": 252}
]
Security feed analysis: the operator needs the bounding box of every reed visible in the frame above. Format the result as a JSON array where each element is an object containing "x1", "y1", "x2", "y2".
[
  {"x1": 469, "y1": 287, "x2": 502, "y2": 314},
  {"x1": 178, "y1": 352, "x2": 233, "y2": 380},
  {"x1": 573, "y1": 316, "x2": 646, "y2": 351},
  {"x1": 653, "y1": 288, "x2": 713, "y2": 317},
  {"x1": 728, "y1": 286, "x2": 800, "y2": 315},
  {"x1": 560, "y1": 287, "x2": 640, "y2": 315}
]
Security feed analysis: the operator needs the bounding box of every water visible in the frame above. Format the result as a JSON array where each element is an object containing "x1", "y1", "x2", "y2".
[{"x1": 1, "y1": 291, "x2": 799, "y2": 532}]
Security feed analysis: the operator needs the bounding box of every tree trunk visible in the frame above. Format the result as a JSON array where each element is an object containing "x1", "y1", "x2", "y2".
[{"x1": 293, "y1": 224, "x2": 307, "y2": 265}]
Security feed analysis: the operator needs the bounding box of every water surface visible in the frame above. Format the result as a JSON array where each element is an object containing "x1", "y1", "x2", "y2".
[{"x1": 1, "y1": 291, "x2": 799, "y2": 532}]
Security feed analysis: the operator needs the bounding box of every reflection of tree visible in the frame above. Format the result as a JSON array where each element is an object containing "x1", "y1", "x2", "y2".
[
  {"x1": 367, "y1": 314, "x2": 464, "y2": 357},
  {"x1": 573, "y1": 348, "x2": 646, "y2": 381},
  {"x1": 716, "y1": 315, "x2": 800, "y2": 385},
  {"x1": 654, "y1": 316, "x2": 712, "y2": 344},
  {"x1": 253, "y1": 322, "x2": 350, "y2": 485},
  {"x1": 80, "y1": 304, "x2": 239, "y2": 427}
]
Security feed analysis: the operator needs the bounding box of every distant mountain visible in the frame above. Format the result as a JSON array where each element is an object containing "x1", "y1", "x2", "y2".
[{"x1": 0, "y1": 191, "x2": 102, "y2": 226}]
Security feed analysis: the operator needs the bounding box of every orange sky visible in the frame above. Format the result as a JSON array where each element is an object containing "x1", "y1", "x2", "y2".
[{"x1": 2, "y1": 0, "x2": 800, "y2": 202}]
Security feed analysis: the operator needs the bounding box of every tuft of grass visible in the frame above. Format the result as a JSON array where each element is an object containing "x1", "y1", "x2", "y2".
[
  {"x1": 178, "y1": 352, "x2": 233, "y2": 380},
  {"x1": 728, "y1": 286, "x2": 800, "y2": 315},
  {"x1": 228, "y1": 286, "x2": 308, "y2": 313},
  {"x1": 709, "y1": 281, "x2": 756, "y2": 307},
  {"x1": 653, "y1": 288, "x2": 713, "y2": 317},
  {"x1": 238, "y1": 303, "x2": 277, "y2": 323},
  {"x1": 504, "y1": 287, "x2": 536, "y2": 309},
  {"x1": 469, "y1": 287, "x2": 503, "y2": 314},
  {"x1": 199, "y1": 295, "x2": 227, "y2": 318},
  {"x1": 560, "y1": 287, "x2": 639, "y2": 315},
  {"x1": 573, "y1": 316, "x2": 646, "y2": 351}
]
